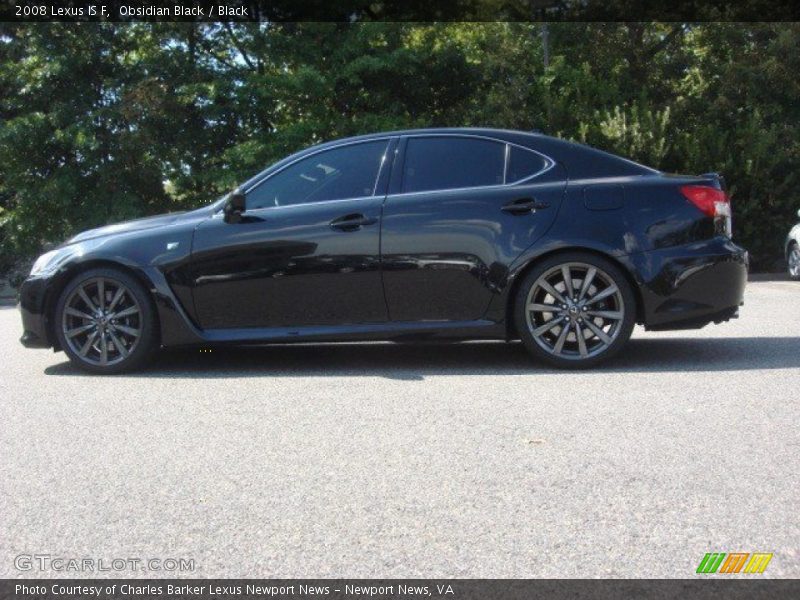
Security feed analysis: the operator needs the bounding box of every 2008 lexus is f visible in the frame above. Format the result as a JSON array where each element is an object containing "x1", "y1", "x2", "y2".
[{"x1": 19, "y1": 128, "x2": 748, "y2": 373}]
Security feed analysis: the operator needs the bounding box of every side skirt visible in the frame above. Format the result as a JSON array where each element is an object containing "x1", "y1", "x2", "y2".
[{"x1": 196, "y1": 320, "x2": 506, "y2": 346}]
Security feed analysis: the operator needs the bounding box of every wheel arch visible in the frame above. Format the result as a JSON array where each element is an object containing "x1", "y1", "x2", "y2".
[
  {"x1": 44, "y1": 259, "x2": 160, "y2": 351},
  {"x1": 504, "y1": 246, "x2": 644, "y2": 339}
]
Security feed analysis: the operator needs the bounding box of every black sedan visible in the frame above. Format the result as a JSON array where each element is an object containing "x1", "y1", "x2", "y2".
[{"x1": 19, "y1": 128, "x2": 748, "y2": 373}]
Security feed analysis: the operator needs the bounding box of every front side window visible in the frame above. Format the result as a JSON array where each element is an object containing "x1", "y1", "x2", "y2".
[
  {"x1": 401, "y1": 137, "x2": 505, "y2": 194},
  {"x1": 247, "y1": 140, "x2": 389, "y2": 210}
]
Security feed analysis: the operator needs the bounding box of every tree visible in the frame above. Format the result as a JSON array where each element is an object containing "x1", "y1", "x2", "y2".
[{"x1": 1, "y1": 22, "x2": 798, "y2": 275}]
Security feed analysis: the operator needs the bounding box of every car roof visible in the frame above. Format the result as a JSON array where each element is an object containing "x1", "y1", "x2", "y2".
[{"x1": 305, "y1": 127, "x2": 546, "y2": 147}]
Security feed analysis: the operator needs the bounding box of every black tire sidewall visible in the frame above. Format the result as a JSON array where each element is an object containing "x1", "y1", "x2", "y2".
[
  {"x1": 514, "y1": 252, "x2": 636, "y2": 369},
  {"x1": 789, "y1": 244, "x2": 800, "y2": 281},
  {"x1": 54, "y1": 267, "x2": 157, "y2": 374}
]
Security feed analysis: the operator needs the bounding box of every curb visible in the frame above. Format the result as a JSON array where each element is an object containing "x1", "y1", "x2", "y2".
[{"x1": 748, "y1": 273, "x2": 792, "y2": 282}]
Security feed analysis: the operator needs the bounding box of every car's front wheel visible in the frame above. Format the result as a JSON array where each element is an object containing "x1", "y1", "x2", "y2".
[
  {"x1": 54, "y1": 267, "x2": 157, "y2": 374},
  {"x1": 788, "y1": 243, "x2": 800, "y2": 281},
  {"x1": 514, "y1": 252, "x2": 636, "y2": 369}
]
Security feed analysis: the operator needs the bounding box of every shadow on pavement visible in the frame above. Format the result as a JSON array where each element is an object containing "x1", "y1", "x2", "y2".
[{"x1": 43, "y1": 336, "x2": 800, "y2": 379}]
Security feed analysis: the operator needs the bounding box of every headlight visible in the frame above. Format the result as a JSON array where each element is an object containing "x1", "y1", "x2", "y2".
[{"x1": 29, "y1": 247, "x2": 75, "y2": 277}]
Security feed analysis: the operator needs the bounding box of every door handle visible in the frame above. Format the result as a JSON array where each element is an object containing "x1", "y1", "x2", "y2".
[
  {"x1": 330, "y1": 213, "x2": 378, "y2": 231},
  {"x1": 501, "y1": 197, "x2": 550, "y2": 215}
]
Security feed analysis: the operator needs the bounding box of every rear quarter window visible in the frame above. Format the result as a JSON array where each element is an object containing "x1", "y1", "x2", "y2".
[{"x1": 506, "y1": 146, "x2": 550, "y2": 183}]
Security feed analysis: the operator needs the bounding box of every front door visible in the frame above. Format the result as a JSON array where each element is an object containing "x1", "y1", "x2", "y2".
[{"x1": 188, "y1": 139, "x2": 393, "y2": 330}]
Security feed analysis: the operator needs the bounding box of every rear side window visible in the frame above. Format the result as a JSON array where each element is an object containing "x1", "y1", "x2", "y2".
[
  {"x1": 506, "y1": 146, "x2": 550, "y2": 183},
  {"x1": 402, "y1": 137, "x2": 505, "y2": 193}
]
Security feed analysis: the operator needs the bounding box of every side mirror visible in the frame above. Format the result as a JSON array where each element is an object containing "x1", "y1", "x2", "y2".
[{"x1": 224, "y1": 189, "x2": 246, "y2": 223}]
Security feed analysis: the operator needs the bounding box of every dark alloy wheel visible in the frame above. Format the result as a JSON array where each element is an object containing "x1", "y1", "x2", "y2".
[
  {"x1": 54, "y1": 268, "x2": 157, "y2": 374},
  {"x1": 514, "y1": 253, "x2": 636, "y2": 369}
]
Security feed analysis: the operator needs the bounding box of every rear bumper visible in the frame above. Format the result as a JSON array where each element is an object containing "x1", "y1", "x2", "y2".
[
  {"x1": 628, "y1": 237, "x2": 748, "y2": 330},
  {"x1": 19, "y1": 275, "x2": 54, "y2": 348}
]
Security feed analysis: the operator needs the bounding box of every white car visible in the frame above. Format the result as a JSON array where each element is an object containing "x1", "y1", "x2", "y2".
[{"x1": 788, "y1": 208, "x2": 800, "y2": 280}]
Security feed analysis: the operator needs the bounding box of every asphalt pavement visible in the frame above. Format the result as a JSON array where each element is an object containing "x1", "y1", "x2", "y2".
[{"x1": 1, "y1": 281, "x2": 798, "y2": 578}]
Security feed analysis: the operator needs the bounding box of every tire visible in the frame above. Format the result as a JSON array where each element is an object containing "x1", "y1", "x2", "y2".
[
  {"x1": 788, "y1": 243, "x2": 800, "y2": 281},
  {"x1": 54, "y1": 267, "x2": 157, "y2": 374},
  {"x1": 514, "y1": 252, "x2": 636, "y2": 369}
]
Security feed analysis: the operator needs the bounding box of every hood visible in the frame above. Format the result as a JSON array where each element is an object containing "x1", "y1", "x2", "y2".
[{"x1": 65, "y1": 211, "x2": 192, "y2": 245}]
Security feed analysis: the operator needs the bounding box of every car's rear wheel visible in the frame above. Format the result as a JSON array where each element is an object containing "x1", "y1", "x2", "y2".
[
  {"x1": 54, "y1": 267, "x2": 157, "y2": 374},
  {"x1": 788, "y1": 243, "x2": 800, "y2": 280},
  {"x1": 514, "y1": 253, "x2": 636, "y2": 369}
]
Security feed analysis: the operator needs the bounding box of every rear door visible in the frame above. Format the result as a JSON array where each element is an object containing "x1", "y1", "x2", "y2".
[{"x1": 380, "y1": 135, "x2": 566, "y2": 322}]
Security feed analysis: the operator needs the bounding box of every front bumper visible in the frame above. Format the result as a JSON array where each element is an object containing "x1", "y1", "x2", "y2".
[
  {"x1": 19, "y1": 275, "x2": 54, "y2": 348},
  {"x1": 628, "y1": 237, "x2": 748, "y2": 331}
]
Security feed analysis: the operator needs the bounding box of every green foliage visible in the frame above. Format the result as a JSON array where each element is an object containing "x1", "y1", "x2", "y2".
[{"x1": 1, "y1": 22, "x2": 798, "y2": 271}]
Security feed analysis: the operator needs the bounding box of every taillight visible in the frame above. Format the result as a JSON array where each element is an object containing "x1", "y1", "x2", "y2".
[
  {"x1": 680, "y1": 185, "x2": 732, "y2": 237},
  {"x1": 680, "y1": 185, "x2": 728, "y2": 216}
]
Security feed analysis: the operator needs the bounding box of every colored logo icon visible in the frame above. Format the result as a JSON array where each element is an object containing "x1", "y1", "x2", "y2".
[{"x1": 696, "y1": 552, "x2": 773, "y2": 574}]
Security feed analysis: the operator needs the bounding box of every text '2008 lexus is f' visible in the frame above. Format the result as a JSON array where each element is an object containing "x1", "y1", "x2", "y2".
[{"x1": 19, "y1": 128, "x2": 748, "y2": 373}]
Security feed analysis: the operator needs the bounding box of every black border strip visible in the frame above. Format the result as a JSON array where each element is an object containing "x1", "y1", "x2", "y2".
[
  {"x1": 2, "y1": 0, "x2": 800, "y2": 22},
  {"x1": 3, "y1": 579, "x2": 800, "y2": 600}
]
